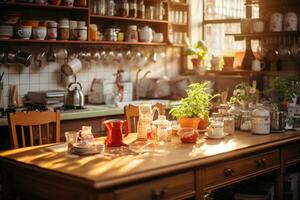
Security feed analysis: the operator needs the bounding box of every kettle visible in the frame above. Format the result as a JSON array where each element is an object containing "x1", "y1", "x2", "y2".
[
  {"x1": 138, "y1": 26, "x2": 153, "y2": 42},
  {"x1": 65, "y1": 81, "x2": 85, "y2": 108}
]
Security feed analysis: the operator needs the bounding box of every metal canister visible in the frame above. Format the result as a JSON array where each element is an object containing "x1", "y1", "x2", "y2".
[
  {"x1": 251, "y1": 106, "x2": 270, "y2": 134},
  {"x1": 271, "y1": 111, "x2": 285, "y2": 132}
]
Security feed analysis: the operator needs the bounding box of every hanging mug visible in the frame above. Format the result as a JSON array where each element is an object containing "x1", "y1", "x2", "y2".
[
  {"x1": 284, "y1": 12, "x2": 297, "y2": 31},
  {"x1": 270, "y1": 12, "x2": 283, "y2": 32}
]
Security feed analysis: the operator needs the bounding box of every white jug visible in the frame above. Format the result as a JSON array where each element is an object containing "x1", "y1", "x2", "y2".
[{"x1": 138, "y1": 26, "x2": 153, "y2": 42}]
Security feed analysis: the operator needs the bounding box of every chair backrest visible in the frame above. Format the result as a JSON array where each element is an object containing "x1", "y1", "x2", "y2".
[
  {"x1": 124, "y1": 103, "x2": 166, "y2": 133},
  {"x1": 8, "y1": 110, "x2": 61, "y2": 149}
]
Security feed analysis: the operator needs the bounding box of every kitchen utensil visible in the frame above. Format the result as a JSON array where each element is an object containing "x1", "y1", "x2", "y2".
[
  {"x1": 15, "y1": 51, "x2": 33, "y2": 67},
  {"x1": 61, "y1": 58, "x2": 82, "y2": 76},
  {"x1": 35, "y1": 50, "x2": 47, "y2": 67},
  {"x1": 139, "y1": 73, "x2": 171, "y2": 98},
  {"x1": 103, "y1": 119, "x2": 128, "y2": 147},
  {"x1": 6, "y1": 50, "x2": 17, "y2": 63},
  {"x1": 9, "y1": 85, "x2": 18, "y2": 107},
  {"x1": 64, "y1": 77, "x2": 85, "y2": 108},
  {"x1": 0, "y1": 72, "x2": 4, "y2": 82},
  {"x1": 47, "y1": 49, "x2": 56, "y2": 62}
]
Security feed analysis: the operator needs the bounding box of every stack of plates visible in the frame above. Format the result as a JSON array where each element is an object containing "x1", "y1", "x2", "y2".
[{"x1": 70, "y1": 143, "x2": 104, "y2": 156}]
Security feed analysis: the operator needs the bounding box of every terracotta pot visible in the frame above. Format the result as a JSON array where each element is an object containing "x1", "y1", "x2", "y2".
[
  {"x1": 223, "y1": 56, "x2": 235, "y2": 70},
  {"x1": 198, "y1": 118, "x2": 209, "y2": 130},
  {"x1": 191, "y1": 58, "x2": 201, "y2": 67},
  {"x1": 178, "y1": 118, "x2": 200, "y2": 129}
]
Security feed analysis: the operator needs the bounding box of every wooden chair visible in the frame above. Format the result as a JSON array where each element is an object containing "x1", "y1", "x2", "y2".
[
  {"x1": 8, "y1": 110, "x2": 61, "y2": 149},
  {"x1": 124, "y1": 103, "x2": 166, "y2": 133}
]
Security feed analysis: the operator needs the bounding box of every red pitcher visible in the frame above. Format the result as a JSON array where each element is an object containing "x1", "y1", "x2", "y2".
[{"x1": 103, "y1": 119, "x2": 128, "y2": 147}]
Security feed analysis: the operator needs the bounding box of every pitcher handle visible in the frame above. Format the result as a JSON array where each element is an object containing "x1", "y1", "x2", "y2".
[{"x1": 124, "y1": 120, "x2": 129, "y2": 137}]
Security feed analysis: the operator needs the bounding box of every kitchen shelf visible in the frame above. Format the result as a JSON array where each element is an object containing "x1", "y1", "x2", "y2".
[
  {"x1": 0, "y1": 2, "x2": 89, "y2": 11},
  {"x1": 0, "y1": 39, "x2": 167, "y2": 46},
  {"x1": 170, "y1": 22, "x2": 188, "y2": 26},
  {"x1": 90, "y1": 15, "x2": 168, "y2": 24},
  {"x1": 170, "y1": 43, "x2": 186, "y2": 47},
  {"x1": 205, "y1": 69, "x2": 264, "y2": 76},
  {"x1": 226, "y1": 31, "x2": 300, "y2": 40},
  {"x1": 203, "y1": 19, "x2": 242, "y2": 24},
  {"x1": 169, "y1": 1, "x2": 189, "y2": 7}
]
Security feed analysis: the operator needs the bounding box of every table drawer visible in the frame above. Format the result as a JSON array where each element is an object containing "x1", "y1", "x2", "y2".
[
  {"x1": 282, "y1": 143, "x2": 300, "y2": 165},
  {"x1": 203, "y1": 150, "x2": 279, "y2": 188},
  {"x1": 113, "y1": 172, "x2": 195, "y2": 200}
]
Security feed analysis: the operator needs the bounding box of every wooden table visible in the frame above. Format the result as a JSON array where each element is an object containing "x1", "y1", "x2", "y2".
[{"x1": 1, "y1": 131, "x2": 300, "y2": 200}]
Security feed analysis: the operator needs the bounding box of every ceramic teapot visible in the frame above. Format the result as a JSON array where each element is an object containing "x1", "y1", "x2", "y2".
[{"x1": 138, "y1": 26, "x2": 153, "y2": 42}]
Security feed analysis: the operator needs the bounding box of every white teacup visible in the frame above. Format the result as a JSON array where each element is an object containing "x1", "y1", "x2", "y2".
[
  {"x1": 251, "y1": 59, "x2": 265, "y2": 71},
  {"x1": 17, "y1": 25, "x2": 32, "y2": 39},
  {"x1": 61, "y1": 58, "x2": 82, "y2": 76},
  {"x1": 32, "y1": 26, "x2": 47, "y2": 40}
]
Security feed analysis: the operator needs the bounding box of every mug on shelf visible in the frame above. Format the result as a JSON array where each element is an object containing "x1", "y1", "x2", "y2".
[
  {"x1": 17, "y1": 25, "x2": 32, "y2": 39},
  {"x1": 61, "y1": 58, "x2": 82, "y2": 76},
  {"x1": 270, "y1": 12, "x2": 283, "y2": 32},
  {"x1": 284, "y1": 12, "x2": 297, "y2": 31},
  {"x1": 32, "y1": 26, "x2": 47, "y2": 40}
]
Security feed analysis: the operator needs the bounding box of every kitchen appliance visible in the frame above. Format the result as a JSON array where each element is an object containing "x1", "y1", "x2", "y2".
[
  {"x1": 103, "y1": 119, "x2": 128, "y2": 147},
  {"x1": 287, "y1": 105, "x2": 300, "y2": 130},
  {"x1": 88, "y1": 79, "x2": 133, "y2": 104},
  {"x1": 139, "y1": 75, "x2": 171, "y2": 98},
  {"x1": 65, "y1": 81, "x2": 84, "y2": 108},
  {"x1": 27, "y1": 90, "x2": 66, "y2": 107}
]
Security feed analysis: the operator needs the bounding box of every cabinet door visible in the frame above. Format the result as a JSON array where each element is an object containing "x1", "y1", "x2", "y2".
[
  {"x1": 113, "y1": 172, "x2": 195, "y2": 200},
  {"x1": 202, "y1": 150, "x2": 280, "y2": 191},
  {"x1": 282, "y1": 143, "x2": 300, "y2": 166}
]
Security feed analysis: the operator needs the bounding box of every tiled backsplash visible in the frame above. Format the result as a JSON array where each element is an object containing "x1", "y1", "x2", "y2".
[{"x1": 0, "y1": 47, "x2": 181, "y2": 107}]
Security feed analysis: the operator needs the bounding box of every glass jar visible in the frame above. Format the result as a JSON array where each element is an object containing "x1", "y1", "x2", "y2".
[
  {"x1": 228, "y1": 104, "x2": 242, "y2": 130},
  {"x1": 77, "y1": 26, "x2": 87, "y2": 41},
  {"x1": 154, "y1": 1, "x2": 165, "y2": 20},
  {"x1": 117, "y1": 0, "x2": 129, "y2": 17},
  {"x1": 137, "y1": 0, "x2": 145, "y2": 19},
  {"x1": 240, "y1": 110, "x2": 251, "y2": 131},
  {"x1": 58, "y1": 26, "x2": 69, "y2": 40},
  {"x1": 106, "y1": 0, "x2": 115, "y2": 16},
  {"x1": 129, "y1": 0, "x2": 137, "y2": 17},
  {"x1": 224, "y1": 115, "x2": 235, "y2": 134},
  {"x1": 152, "y1": 115, "x2": 172, "y2": 144},
  {"x1": 125, "y1": 25, "x2": 138, "y2": 42},
  {"x1": 97, "y1": 0, "x2": 106, "y2": 15}
]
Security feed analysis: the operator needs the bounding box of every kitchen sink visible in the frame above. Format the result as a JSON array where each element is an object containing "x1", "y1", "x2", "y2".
[{"x1": 116, "y1": 99, "x2": 168, "y2": 108}]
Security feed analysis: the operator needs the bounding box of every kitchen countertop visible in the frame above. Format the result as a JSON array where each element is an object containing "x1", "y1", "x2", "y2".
[{"x1": 0, "y1": 100, "x2": 180, "y2": 126}]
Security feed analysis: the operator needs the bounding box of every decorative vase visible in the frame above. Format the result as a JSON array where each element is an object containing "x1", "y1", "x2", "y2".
[{"x1": 178, "y1": 118, "x2": 200, "y2": 129}]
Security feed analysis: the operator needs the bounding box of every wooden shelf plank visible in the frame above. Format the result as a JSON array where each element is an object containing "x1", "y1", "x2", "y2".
[
  {"x1": 0, "y1": 2, "x2": 89, "y2": 11},
  {"x1": 170, "y1": 22, "x2": 188, "y2": 26},
  {"x1": 90, "y1": 15, "x2": 168, "y2": 24},
  {"x1": 226, "y1": 31, "x2": 300, "y2": 40},
  {"x1": 203, "y1": 18, "x2": 242, "y2": 24},
  {"x1": 169, "y1": 1, "x2": 189, "y2": 7},
  {"x1": 0, "y1": 39, "x2": 167, "y2": 46}
]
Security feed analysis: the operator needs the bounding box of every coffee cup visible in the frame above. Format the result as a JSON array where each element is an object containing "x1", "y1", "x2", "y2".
[
  {"x1": 32, "y1": 26, "x2": 47, "y2": 40},
  {"x1": 251, "y1": 59, "x2": 265, "y2": 71},
  {"x1": 61, "y1": 58, "x2": 82, "y2": 76},
  {"x1": 17, "y1": 25, "x2": 32, "y2": 39}
]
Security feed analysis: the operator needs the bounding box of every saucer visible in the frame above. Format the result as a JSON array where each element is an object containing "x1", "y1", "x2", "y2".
[{"x1": 204, "y1": 132, "x2": 230, "y2": 139}]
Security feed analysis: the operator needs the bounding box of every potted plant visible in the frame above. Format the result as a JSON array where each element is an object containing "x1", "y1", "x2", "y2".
[
  {"x1": 170, "y1": 82, "x2": 219, "y2": 129},
  {"x1": 229, "y1": 81, "x2": 257, "y2": 110},
  {"x1": 265, "y1": 78, "x2": 297, "y2": 110},
  {"x1": 185, "y1": 40, "x2": 208, "y2": 68}
]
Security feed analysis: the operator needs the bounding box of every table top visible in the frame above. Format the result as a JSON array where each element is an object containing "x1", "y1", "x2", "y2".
[{"x1": 1, "y1": 131, "x2": 300, "y2": 189}]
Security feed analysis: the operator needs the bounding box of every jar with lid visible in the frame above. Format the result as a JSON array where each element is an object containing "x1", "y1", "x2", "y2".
[
  {"x1": 117, "y1": 0, "x2": 129, "y2": 17},
  {"x1": 106, "y1": 0, "x2": 115, "y2": 16},
  {"x1": 105, "y1": 26, "x2": 118, "y2": 41},
  {"x1": 137, "y1": 0, "x2": 145, "y2": 19},
  {"x1": 129, "y1": 0, "x2": 137, "y2": 18},
  {"x1": 228, "y1": 104, "x2": 242, "y2": 130},
  {"x1": 58, "y1": 26, "x2": 69, "y2": 40},
  {"x1": 224, "y1": 115, "x2": 235, "y2": 134},
  {"x1": 251, "y1": 105, "x2": 270, "y2": 134},
  {"x1": 74, "y1": 0, "x2": 87, "y2": 7},
  {"x1": 77, "y1": 26, "x2": 87, "y2": 41},
  {"x1": 125, "y1": 25, "x2": 138, "y2": 42},
  {"x1": 240, "y1": 110, "x2": 251, "y2": 131},
  {"x1": 151, "y1": 115, "x2": 172, "y2": 144}
]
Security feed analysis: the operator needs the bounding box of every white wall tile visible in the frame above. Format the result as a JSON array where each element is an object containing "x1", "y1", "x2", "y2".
[
  {"x1": 19, "y1": 84, "x2": 29, "y2": 95},
  {"x1": 8, "y1": 65, "x2": 20, "y2": 74},
  {"x1": 30, "y1": 73, "x2": 39, "y2": 84},
  {"x1": 2, "y1": 74, "x2": 9, "y2": 85},
  {"x1": 48, "y1": 72, "x2": 59, "y2": 84},
  {"x1": 39, "y1": 83, "x2": 48, "y2": 91},
  {"x1": 29, "y1": 84, "x2": 39, "y2": 91},
  {"x1": 20, "y1": 73, "x2": 30, "y2": 84},
  {"x1": 39, "y1": 73, "x2": 49, "y2": 84},
  {"x1": 0, "y1": 65, "x2": 9, "y2": 73},
  {"x1": 3, "y1": 85, "x2": 9, "y2": 97},
  {"x1": 9, "y1": 74, "x2": 20, "y2": 85}
]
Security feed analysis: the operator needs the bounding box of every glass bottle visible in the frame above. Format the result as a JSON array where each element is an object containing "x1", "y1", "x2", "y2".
[
  {"x1": 228, "y1": 104, "x2": 242, "y2": 130},
  {"x1": 137, "y1": 0, "x2": 145, "y2": 19},
  {"x1": 154, "y1": 1, "x2": 165, "y2": 20},
  {"x1": 241, "y1": 41, "x2": 255, "y2": 70},
  {"x1": 129, "y1": 0, "x2": 137, "y2": 18},
  {"x1": 106, "y1": 0, "x2": 115, "y2": 16},
  {"x1": 97, "y1": 0, "x2": 106, "y2": 15},
  {"x1": 117, "y1": 0, "x2": 129, "y2": 17},
  {"x1": 240, "y1": 110, "x2": 251, "y2": 131}
]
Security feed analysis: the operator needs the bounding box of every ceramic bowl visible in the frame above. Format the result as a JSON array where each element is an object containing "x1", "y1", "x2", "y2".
[
  {"x1": 0, "y1": 12, "x2": 21, "y2": 25},
  {"x1": 0, "y1": 25, "x2": 13, "y2": 39}
]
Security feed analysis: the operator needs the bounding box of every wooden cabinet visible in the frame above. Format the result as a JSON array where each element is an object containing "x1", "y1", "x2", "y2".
[
  {"x1": 281, "y1": 143, "x2": 300, "y2": 166},
  {"x1": 112, "y1": 172, "x2": 195, "y2": 200},
  {"x1": 202, "y1": 150, "x2": 280, "y2": 191}
]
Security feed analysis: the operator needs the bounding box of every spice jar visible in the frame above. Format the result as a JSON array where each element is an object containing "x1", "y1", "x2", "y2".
[
  {"x1": 251, "y1": 105, "x2": 270, "y2": 134},
  {"x1": 240, "y1": 110, "x2": 251, "y2": 131},
  {"x1": 47, "y1": 21, "x2": 57, "y2": 40},
  {"x1": 129, "y1": 0, "x2": 137, "y2": 17},
  {"x1": 125, "y1": 25, "x2": 138, "y2": 42},
  {"x1": 69, "y1": 20, "x2": 78, "y2": 40},
  {"x1": 77, "y1": 26, "x2": 87, "y2": 41},
  {"x1": 58, "y1": 26, "x2": 69, "y2": 40},
  {"x1": 137, "y1": 0, "x2": 145, "y2": 19}
]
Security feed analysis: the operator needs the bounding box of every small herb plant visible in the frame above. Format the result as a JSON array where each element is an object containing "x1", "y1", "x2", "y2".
[
  {"x1": 265, "y1": 78, "x2": 296, "y2": 103},
  {"x1": 229, "y1": 82, "x2": 257, "y2": 109},
  {"x1": 170, "y1": 82, "x2": 219, "y2": 119},
  {"x1": 185, "y1": 40, "x2": 208, "y2": 61}
]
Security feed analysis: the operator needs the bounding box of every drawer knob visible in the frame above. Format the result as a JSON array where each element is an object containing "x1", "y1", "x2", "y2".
[
  {"x1": 256, "y1": 159, "x2": 266, "y2": 168},
  {"x1": 152, "y1": 187, "x2": 167, "y2": 200},
  {"x1": 224, "y1": 168, "x2": 234, "y2": 177}
]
